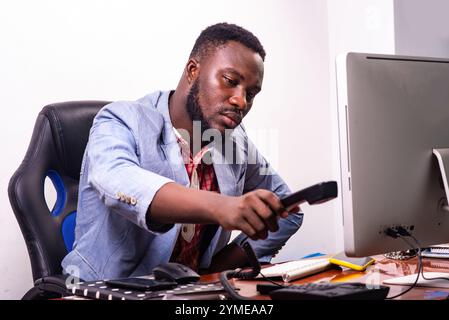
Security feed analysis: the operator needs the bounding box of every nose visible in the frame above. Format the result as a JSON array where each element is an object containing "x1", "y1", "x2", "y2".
[{"x1": 228, "y1": 89, "x2": 247, "y2": 112}]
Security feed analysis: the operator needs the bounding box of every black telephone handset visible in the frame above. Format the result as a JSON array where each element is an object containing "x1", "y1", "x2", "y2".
[
  {"x1": 280, "y1": 181, "x2": 338, "y2": 211},
  {"x1": 237, "y1": 181, "x2": 338, "y2": 245}
]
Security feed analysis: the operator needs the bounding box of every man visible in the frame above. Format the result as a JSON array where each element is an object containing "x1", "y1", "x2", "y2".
[{"x1": 62, "y1": 23, "x2": 303, "y2": 281}]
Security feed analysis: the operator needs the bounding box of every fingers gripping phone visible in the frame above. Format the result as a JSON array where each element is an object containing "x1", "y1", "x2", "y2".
[
  {"x1": 281, "y1": 181, "x2": 338, "y2": 211},
  {"x1": 238, "y1": 181, "x2": 338, "y2": 243}
]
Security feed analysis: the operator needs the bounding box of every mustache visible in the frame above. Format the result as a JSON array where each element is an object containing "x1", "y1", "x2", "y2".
[{"x1": 219, "y1": 107, "x2": 243, "y2": 122}]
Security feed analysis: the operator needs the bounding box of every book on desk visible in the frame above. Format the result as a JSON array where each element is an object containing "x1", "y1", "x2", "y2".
[{"x1": 421, "y1": 246, "x2": 449, "y2": 259}]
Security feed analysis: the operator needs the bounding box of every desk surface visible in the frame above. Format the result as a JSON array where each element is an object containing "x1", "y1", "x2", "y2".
[
  {"x1": 64, "y1": 255, "x2": 449, "y2": 300},
  {"x1": 201, "y1": 255, "x2": 449, "y2": 300}
]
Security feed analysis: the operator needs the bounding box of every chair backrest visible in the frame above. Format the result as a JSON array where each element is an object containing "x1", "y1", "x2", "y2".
[{"x1": 8, "y1": 101, "x2": 110, "y2": 281}]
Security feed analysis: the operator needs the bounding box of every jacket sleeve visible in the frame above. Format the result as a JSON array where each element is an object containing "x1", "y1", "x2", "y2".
[
  {"x1": 232, "y1": 135, "x2": 304, "y2": 262},
  {"x1": 86, "y1": 101, "x2": 175, "y2": 233}
]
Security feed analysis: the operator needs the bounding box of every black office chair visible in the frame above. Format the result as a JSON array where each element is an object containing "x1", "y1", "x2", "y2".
[{"x1": 8, "y1": 101, "x2": 110, "y2": 299}]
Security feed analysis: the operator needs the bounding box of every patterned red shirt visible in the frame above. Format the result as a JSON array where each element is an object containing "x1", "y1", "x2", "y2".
[{"x1": 169, "y1": 129, "x2": 220, "y2": 271}]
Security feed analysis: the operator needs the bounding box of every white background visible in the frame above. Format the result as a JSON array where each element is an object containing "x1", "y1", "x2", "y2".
[{"x1": 0, "y1": 0, "x2": 447, "y2": 299}]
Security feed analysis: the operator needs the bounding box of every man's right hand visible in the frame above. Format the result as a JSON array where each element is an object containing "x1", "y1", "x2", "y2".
[{"x1": 213, "y1": 189, "x2": 289, "y2": 241}]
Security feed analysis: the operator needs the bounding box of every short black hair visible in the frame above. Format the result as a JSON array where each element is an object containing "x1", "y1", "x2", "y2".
[{"x1": 189, "y1": 22, "x2": 266, "y2": 62}]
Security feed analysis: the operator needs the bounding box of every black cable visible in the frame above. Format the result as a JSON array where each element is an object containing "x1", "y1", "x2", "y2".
[
  {"x1": 404, "y1": 234, "x2": 449, "y2": 300},
  {"x1": 220, "y1": 264, "x2": 301, "y2": 300},
  {"x1": 385, "y1": 229, "x2": 423, "y2": 299},
  {"x1": 406, "y1": 235, "x2": 449, "y2": 282},
  {"x1": 385, "y1": 227, "x2": 449, "y2": 299},
  {"x1": 219, "y1": 240, "x2": 298, "y2": 300},
  {"x1": 258, "y1": 272, "x2": 290, "y2": 288},
  {"x1": 219, "y1": 270, "x2": 252, "y2": 300},
  {"x1": 219, "y1": 242, "x2": 264, "y2": 300},
  {"x1": 395, "y1": 227, "x2": 449, "y2": 282}
]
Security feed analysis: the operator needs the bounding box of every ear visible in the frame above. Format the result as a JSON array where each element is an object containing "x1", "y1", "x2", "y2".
[{"x1": 185, "y1": 58, "x2": 200, "y2": 84}]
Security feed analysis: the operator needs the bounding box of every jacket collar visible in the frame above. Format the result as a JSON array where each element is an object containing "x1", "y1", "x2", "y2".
[{"x1": 155, "y1": 90, "x2": 177, "y2": 146}]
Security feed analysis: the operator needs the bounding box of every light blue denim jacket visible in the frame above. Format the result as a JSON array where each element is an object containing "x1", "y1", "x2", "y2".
[{"x1": 61, "y1": 90, "x2": 303, "y2": 281}]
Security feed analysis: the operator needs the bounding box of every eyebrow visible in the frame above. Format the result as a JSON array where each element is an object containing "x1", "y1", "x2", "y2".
[{"x1": 223, "y1": 68, "x2": 244, "y2": 80}]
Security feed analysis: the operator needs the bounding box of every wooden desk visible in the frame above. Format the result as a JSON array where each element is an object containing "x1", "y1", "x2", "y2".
[{"x1": 201, "y1": 255, "x2": 449, "y2": 300}]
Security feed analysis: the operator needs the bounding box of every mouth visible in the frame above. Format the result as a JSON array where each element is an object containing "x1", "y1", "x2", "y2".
[{"x1": 221, "y1": 112, "x2": 241, "y2": 128}]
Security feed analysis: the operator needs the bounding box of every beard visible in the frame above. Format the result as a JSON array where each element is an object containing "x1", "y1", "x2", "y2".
[
  {"x1": 186, "y1": 80, "x2": 211, "y2": 134},
  {"x1": 186, "y1": 80, "x2": 238, "y2": 153}
]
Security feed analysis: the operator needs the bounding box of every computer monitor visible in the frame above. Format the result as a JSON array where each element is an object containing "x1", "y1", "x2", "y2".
[{"x1": 336, "y1": 52, "x2": 449, "y2": 257}]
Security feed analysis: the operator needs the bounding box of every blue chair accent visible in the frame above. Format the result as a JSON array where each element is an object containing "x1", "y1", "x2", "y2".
[
  {"x1": 46, "y1": 170, "x2": 67, "y2": 218},
  {"x1": 61, "y1": 212, "x2": 77, "y2": 251},
  {"x1": 46, "y1": 169, "x2": 77, "y2": 252}
]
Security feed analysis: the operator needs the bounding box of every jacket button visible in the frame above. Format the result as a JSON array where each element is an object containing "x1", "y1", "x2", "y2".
[
  {"x1": 116, "y1": 192, "x2": 122, "y2": 199},
  {"x1": 130, "y1": 197, "x2": 137, "y2": 206},
  {"x1": 120, "y1": 194, "x2": 126, "y2": 202}
]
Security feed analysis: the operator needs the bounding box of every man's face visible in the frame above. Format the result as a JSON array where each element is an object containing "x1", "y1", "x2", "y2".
[{"x1": 186, "y1": 41, "x2": 264, "y2": 134}]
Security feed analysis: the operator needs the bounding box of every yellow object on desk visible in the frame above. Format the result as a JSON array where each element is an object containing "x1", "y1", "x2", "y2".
[{"x1": 329, "y1": 252, "x2": 375, "y2": 271}]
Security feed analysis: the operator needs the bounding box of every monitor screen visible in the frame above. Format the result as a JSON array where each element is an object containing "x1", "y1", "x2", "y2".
[{"x1": 336, "y1": 52, "x2": 449, "y2": 257}]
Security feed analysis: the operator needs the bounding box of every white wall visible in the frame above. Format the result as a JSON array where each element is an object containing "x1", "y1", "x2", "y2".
[
  {"x1": 394, "y1": 0, "x2": 449, "y2": 58},
  {"x1": 326, "y1": 0, "x2": 396, "y2": 253},
  {"x1": 260, "y1": 0, "x2": 335, "y2": 263},
  {"x1": 0, "y1": 0, "x2": 336, "y2": 299},
  {"x1": 6, "y1": 0, "x2": 444, "y2": 300}
]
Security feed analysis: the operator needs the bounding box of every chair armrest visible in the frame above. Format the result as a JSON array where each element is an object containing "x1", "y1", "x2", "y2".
[{"x1": 34, "y1": 274, "x2": 70, "y2": 297}]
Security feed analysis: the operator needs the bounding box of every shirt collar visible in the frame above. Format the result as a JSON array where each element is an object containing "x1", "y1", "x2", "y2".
[{"x1": 172, "y1": 127, "x2": 214, "y2": 166}]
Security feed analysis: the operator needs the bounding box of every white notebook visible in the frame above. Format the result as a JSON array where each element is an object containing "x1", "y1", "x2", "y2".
[{"x1": 257, "y1": 258, "x2": 332, "y2": 282}]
